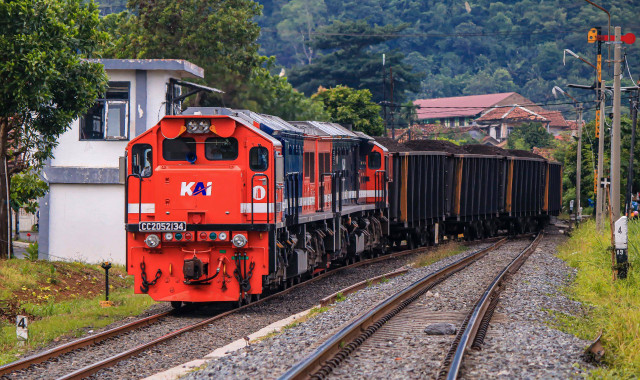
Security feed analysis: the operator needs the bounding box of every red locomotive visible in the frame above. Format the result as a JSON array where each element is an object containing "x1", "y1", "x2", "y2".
[{"x1": 123, "y1": 108, "x2": 561, "y2": 306}]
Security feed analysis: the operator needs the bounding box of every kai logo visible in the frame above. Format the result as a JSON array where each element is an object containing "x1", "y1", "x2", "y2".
[{"x1": 180, "y1": 182, "x2": 212, "y2": 196}]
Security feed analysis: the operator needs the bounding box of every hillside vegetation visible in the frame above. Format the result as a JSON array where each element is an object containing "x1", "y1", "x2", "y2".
[{"x1": 258, "y1": 0, "x2": 639, "y2": 107}]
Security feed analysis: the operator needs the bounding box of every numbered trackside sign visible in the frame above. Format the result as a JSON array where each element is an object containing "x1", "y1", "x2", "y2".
[
  {"x1": 16, "y1": 315, "x2": 28, "y2": 341},
  {"x1": 615, "y1": 217, "x2": 628, "y2": 250}
]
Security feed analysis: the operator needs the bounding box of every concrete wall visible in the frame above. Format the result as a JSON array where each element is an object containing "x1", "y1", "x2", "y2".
[
  {"x1": 48, "y1": 183, "x2": 125, "y2": 263},
  {"x1": 41, "y1": 65, "x2": 201, "y2": 264}
]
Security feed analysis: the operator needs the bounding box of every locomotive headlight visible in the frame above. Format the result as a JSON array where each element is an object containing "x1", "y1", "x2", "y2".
[
  {"x1": 198, "y1": 119, "x2": 211, "y2": 132},
  {"x1": 232, "y1": 233, "x2": 247, "y2": 248},
  {"x1": 185, "y1": 119, "x2": 211, "y2": 134},
  {"x1": 145, "y1": 234, "x2": 161, "y2": 248},
  {"x1": 186, "y1": 120, "x2": 199, "y2": 134}
]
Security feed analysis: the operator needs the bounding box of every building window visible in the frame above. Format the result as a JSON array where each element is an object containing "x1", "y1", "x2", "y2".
[{"x1": 80, "y1": 82, "x2": 130, "y2": 140}]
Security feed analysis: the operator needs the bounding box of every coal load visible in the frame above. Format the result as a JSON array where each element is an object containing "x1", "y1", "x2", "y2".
[
  {"x1": 373, "y1": 137, "x2": 413, "y2": 152},
  {"x1": 505, "y1": 149, "x2": 544, "y2": 159},
  {"x1": 462, "y1": 144, "x2": 510, "y2": 156},
  {"x1": 403, "y1": 139, "x2": 466, "y2": 154}
]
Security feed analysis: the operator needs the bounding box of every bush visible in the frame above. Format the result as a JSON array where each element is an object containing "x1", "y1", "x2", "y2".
[{"x1": 25, "y1": 242, "x2": 38, "y2": 261}]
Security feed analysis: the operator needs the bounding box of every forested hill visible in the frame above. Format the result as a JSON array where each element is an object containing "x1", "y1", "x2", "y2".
[{"x1": 257, "y1": 0, "x2": 640, "y2": 106}]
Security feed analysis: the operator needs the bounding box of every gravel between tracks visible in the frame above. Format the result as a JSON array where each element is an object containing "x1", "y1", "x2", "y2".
[
  {"x1": 2, "y1": 245, "x2": 448, "y2": 380},
  {"x1": 182, "y1": 239, "x2": 512, "y2": 380},
  {"x1": 460, "y1": 228, "x2": 592, "y2": 379},
  {"x1": 184, "y1": 230, "x2": 591, "y2": 380}
]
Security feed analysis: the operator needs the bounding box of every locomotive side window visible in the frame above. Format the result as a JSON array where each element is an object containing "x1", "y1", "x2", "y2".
[
  {"x1": 368, "y1": 151, "x2": 381, "y2": 169},
  {"x1": 249, "y1": 146, "x2": 269, "y2": 171},
  {"x1": 163, "y1": 138, "x2": 196, "y2": 161},
  {"x1": 131, "y1": 144, "x2": 153, "y2": 177},
  {"x1": 205, "y1": 137, "x2": 238, "y2": 160},
  {"x1": 304, "y1": 152, "x2": 315, "y2": 183}
]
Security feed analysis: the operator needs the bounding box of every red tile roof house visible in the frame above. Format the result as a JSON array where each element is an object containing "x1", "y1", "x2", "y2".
[
  {"x1": 475, "y1": 104, "x2": 550, "y2": 141},
  {"x1": 413, "y1": 92, "x2": 542, "y2": 128}
]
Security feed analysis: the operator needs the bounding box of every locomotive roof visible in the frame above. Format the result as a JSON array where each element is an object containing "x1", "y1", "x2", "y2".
[
  {"x1": 289, "y1": 121, "x2": 359, "y2": 138},
  {"x1": 182, "y1": 107, "x2": 304, "y2": 134}
]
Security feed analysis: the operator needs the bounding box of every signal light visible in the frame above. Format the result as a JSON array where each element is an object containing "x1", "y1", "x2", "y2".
[
  {"x1": 209, "y1": 232, "x2": 217, "y2": 240},
  {"x1": 199, "y1": 232, "x2": 208, "y2": 240},
  {"x1": 164, "y1": 232, "x2": 174, "y2": 241},
  {"x1": 218, "y1": 232, "x2": 228, "y2": 241},
  {"x1": 184, "y1": 232, "x2": 193, "y2": 241},
  {"x1": 175, "y1": 233, "x2": 183, "y2": 241}
]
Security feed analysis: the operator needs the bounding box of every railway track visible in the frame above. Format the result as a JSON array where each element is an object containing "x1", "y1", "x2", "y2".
[
  {"x1": 279, "y1": 234, "x2": 542, "y2": 380},
  {"x1": 1, "y1": 239, "x2": 463, "y2": 379}
]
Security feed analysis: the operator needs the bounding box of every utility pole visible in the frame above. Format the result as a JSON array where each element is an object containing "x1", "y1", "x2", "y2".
[
  {"x1": 611, "y1": 26, "x2": 622, "y2": 222},
  {"x1": 382, "y1": 54, "x2": 388, "y2": 138},
  {"x1": 625, "y1": 90, "x2": 638, "y2": 216},
  {"x1": 596, "y1": 80, "x2": 606, "y2": 230},
  {"x1": 576, "y1": 104, "x2": 584, "y2": 222}
]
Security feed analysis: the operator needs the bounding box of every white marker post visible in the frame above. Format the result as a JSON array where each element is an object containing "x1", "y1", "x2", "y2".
[
  {"x1": 16, "y1": 315, "x2": 28, "y2": 345},
  {"x1": 614, "y1": 216, "x2": 629, "y2": 279}
]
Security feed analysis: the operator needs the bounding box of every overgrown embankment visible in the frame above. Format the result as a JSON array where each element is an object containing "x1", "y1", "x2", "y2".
[
  {"x1": 557, "y1": 219, "x2": 640, "y2": 377},
  {"x1": 0, "y1": 259, "x2": 155, "y2": 365}
]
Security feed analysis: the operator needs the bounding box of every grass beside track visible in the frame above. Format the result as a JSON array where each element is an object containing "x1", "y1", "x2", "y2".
[
  {"x1": 413, "y1": 242, "x2": 465, "y2": 268},
  {"x1": 557, "y1": 219, "x2": 640, "y2": 378},
  {"x1": 0, "y1": 259, "x2": 155, "y2": 366}
]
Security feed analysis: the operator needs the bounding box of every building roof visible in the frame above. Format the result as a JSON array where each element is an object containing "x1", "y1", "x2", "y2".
[
  {"x1": 413, "y1": 92, "x2": 516, "y2": 120},
  {"x1": 476, "y1": 105, "x2": 548, "y2": 124},
  {"x1": 539, "y1": 110, "x2": 570, "y2": 127},
  {"x1": 87, "y1": 59, "x2": 204, "y2": 78}
]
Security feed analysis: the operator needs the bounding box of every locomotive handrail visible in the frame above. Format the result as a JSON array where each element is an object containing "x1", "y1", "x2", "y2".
[
  {"x1": 318, "y1": 172, "x2": 335, "y2": 213},
  {"x1": 250, "y1": 173, "x2": 270, "y2": 225},
  {"x1": 285, "y1": 172, "x2": 300, "y2": 225},
  {"x1": 124, "y1": 173, "x2": 143, "y2": 223}
]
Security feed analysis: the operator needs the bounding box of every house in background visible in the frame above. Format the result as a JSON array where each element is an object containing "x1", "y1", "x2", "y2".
[
  {"x1": 475, "y1": 105, "x2": 550, "y2": 141},
  {"x1": 413, "y1": 92, "x2": 537, "y2": 127},
  {"x1": 39, "y1": 59, "x2": 206, "y2": 264}
]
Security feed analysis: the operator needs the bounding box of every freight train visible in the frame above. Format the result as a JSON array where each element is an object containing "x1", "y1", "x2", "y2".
[{"x1": 122, "y1": 108, "x2": 562, "y2": 306}]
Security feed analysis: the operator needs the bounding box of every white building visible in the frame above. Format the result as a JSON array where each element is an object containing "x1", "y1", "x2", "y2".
[{"x1": 39, "y1": 59, "x2": 205, "y2": 264}]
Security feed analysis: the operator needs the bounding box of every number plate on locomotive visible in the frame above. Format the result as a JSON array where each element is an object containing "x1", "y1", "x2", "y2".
[{"x1": 138, "y1": 222, "x2": 186, "y2": 232}]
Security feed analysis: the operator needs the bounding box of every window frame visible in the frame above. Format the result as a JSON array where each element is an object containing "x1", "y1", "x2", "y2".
[
  {"x1": 162, "y1": 137, "x2": 197, "y2": 162},
  {"x1": 249, "y1": 146, "x2": 269, "y2": 172},
  {"x1": 368, "y1": 151, "x2": 382, "y2": 170},
  {"x1": 204, "y1": 137, "x2": 239, "y2": 161},
  {"x1": 131, "y1": 144, "x2": 153, "y2": 177},
  {"x1": 79, "y1": 81, "x2": 131, "y2": 141}
]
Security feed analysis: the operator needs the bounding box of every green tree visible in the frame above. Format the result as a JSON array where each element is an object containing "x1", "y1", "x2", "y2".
[
  {"x1": 506, "y1": 123, "x2": 554, "y2": 150},
  {"x1": 276, "y1": 0, "x2": 328, "y2": 65},
  {"x1": 10, "y1": 170, "x2": 48, "y2": 239},
  {"x1": 288, "y1": 20, "x2": 421, "y2": 104},
  {"x1": 102, "y1": 0, "x2": 262, "y2": 106},
  {"x1": 312, "y1": 85, "x2": 384, "y2": 136},
  {"x1": 0, "y1": 0, "x2": 108, "y2": 259}
]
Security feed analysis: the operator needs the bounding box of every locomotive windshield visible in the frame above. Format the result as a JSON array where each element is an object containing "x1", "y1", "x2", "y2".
[
  {"x1": 163, "y1": 137, "x2": 196, "y2": 161},
  {"x1": 205, "y1": 137, "x2": 238, "y2": 160}
]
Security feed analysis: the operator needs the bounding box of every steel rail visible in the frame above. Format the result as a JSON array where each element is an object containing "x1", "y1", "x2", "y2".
[
  {"x1": 278, "y1": 237, "x2": 509, "y2": 380},
  {"x1": 1, "y1": 240, "x2": 437, "y2": 378},
  {"x1": 50, "y1": 239, "x2": 463, "y2": 379},
  {"x1": 0, "y1": 310, "x2": 173, "y2": 376},
  {"x1": 439, "y1": 232, "x2": 544, "y2": 380}
]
